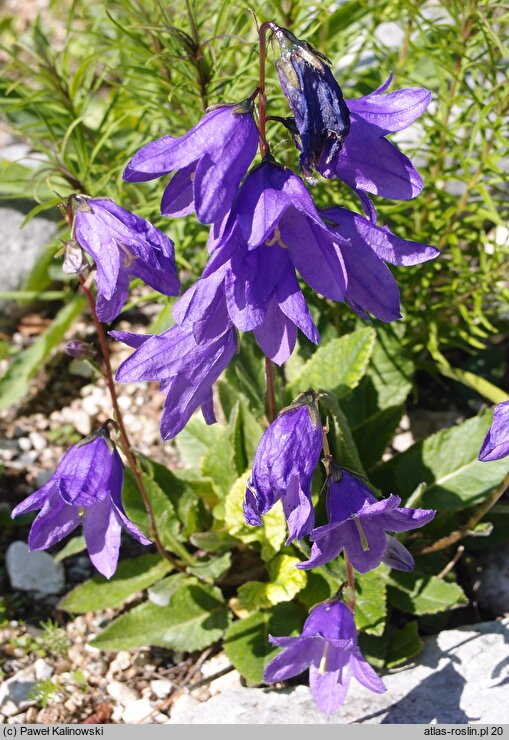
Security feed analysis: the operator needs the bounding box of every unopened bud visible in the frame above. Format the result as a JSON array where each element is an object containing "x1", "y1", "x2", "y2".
[{"x1": 64, "y1": 339, "x2": 95, "y2": 359}]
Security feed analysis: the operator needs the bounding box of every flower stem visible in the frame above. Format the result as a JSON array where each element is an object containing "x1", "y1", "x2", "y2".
[
  {"x1": 264, "y1": 356, "x2": 277, "y2": 423},
  {"x1": 78, "y1": 276, "x2": 187, "y2": 571},
  {"x1": 417, "y1": 469, "x2": 509, "y2": 555},
  {"x1": 258, "y1": 21, "x2": 275, "y2": 158}
]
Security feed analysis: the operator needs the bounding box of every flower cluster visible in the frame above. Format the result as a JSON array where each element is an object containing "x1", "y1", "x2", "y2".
[{"x1": 12, "y1": 21, "x2": 439, "y2": 716}]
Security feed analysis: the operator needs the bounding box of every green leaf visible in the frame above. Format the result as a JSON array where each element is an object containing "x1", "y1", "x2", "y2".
[
  {"x1": 92, "y1": 579, "x2": 230, "y2": 652},
  {"x1": 297, "y1": 569, "x2": 339, "y2": 610},
  {"x1": 224, "y1": 471, "x2": 286, "y2": 561},
  {"x1": 355, "y1": 566, "x2": 388, "y2": 636},
  {"x1": 319, "y1": 394, "x2": 365, "y2": 475},
  {"x1": 386, "y1": 621, "x2": 424, "y2": 668},
  {"x1": 59, "y1": 554, "x2": 172, "y2": 613},
  {"x1": 175, "y1": 417, "x2": 217, "y2": 469},
  {"x1": 187, "y1": 552, "x2": 232, "y2": 583},
  {"x1": 237, "y1": 555, "x2": 307, "y2": 611},
  {"x1": 371, "y1": 411, "x2": 509, "y2": 510},
  {"x1": 353, "y1": 405, "x2": 404, "y2": 471},
  {"x1": 147, "y1": 573, "x2": 190, "y2": 607},
  {"x1": 387, "y1": 573, "x2": 467, "y2": 615},
  {"x1": 54, "y1": 536, "x2": 86, "y2": 563},
  {"x1": 189, "y1": 530, "x2": 239, "y2": 553},
  {"x1": 288, "y1": 328, "x2": 375, "y2": 398},
  {"x1": 0, "y1": 295, "x2": 85, "y2": 410},
  {"x1": 224, "y1": 603, "x2": 306, "y2": 684}
]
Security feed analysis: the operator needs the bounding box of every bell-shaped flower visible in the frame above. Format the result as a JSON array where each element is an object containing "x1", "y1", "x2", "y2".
[
  {"x1": 298, "y1": 470, "x2": 435, "y2": 573},
  {"x1": 243, "y1": 394, "x2": 323, "y2": 543},
  {"x1": 264, "y1": 598, "x2": 385, "y2": 714},
  {"x1": 270, "y1": 24, "x2": 350, "y2": 177},
  {"x1": 114, "y1": 292, "x2": 237, "y2": 441},
  {"x1": 123, "y1": 103, "x2": 259, "y2": 225},
  {"x1": 318, "y1": 74, "x2": 431, "y2": 200},
  {"x1": 322, "y1": 206, "x2": 439, "y2": 322},
  {"x1": 72, "y1": 196, "x2": 180, "y2": 323},
  {"x1": 478, "y1": 401, "x2": 509, "y2": 461},
  {"x1": 11, "y1": 428, "x2": 150, "y2": 578}
]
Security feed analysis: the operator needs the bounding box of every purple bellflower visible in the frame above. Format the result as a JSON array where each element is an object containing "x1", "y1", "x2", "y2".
[
  {"x1": 270, "y1": 24, "x2": 350, "y2": 178},
  {"x1": 322, "y1": 206, "x2": 439, "y2": 322},
  {"x1": 243, "y1": 394, "x2": 323, "y2": 543},
  {"x1": 298, "y1": 470, "x2": 435, "y2": 574},
  {"x1": 123, "y1": 103, "x2": 259, "y2": 225},
  {"x1": 318, "y1": 74, "x2": 431, "y2": 200},
  {"x1": 72, "y1": 196, "x2": 180, "y2": 323},
  {"x1": 264, "y1": 598, "x2": 385, "y2": 714},
  {"x1": 172, "y1": 159, "x2": 346, "y2": 364},
  {"x1": 478, "y1": 401, "x2": 509, "y2": 462},
  {"x1": 11, "y1": 427, "x2": 150, "y2": 579},
  {"x1": 114, "y1": 293, "x2": 237, "y2": 441}
]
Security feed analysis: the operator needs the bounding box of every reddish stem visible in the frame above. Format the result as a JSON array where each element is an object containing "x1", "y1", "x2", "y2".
[
  {"x1": 78, "y1": 275, "x2": 183, "y2": 570},
  {"x1": 264, "y1": 355, "x2": 277, "y2": 423},
  {"x1": 345, "y1": 553, "x2": 356, "y2": 612}
]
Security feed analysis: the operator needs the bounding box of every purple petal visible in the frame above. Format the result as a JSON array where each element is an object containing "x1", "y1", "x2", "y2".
[
  {"x1": 12, "y1": 479, "x2": 56, "y2": 517},
  {"x1": 201, "y1": 390, "x2": 216, "y2": 425},
  {"x1": 346, "y1": 87, "x2": 431, "y2": 135},
  {"x1": 382, "y1": 536, "x2": 415, "y2": 571},
  {"x1": 323, "y1": 207, "x2": 439, "y2": 266},
  {"x1": 58, "y1": 437, "x2": 115, "y2": 507},
  {"x1": 264, "y1": 639, "x2": 318, "y2": 683},
  {"x1": 342, "y1": 518, "x2": 388, "y2": 574},
  {"x1": 479, "y1": 401, "x2": 509, "y2": 462},
  {"x1": 109, "y1": 330, "x2": 152, "y2": 349},
  {"x1": 309, "y1": 650, "x2": 351, "y2": 715},
  {"x1": 161, "y1": 164, "x2": 196, "y2": 217},
  {"x1": 350, "y1": 651, "x2": 386, "y2": 693},
  {"x1": 28, "y1": 493, "x2": 81, "y2": 551},
  {"x1": 283, "y1": 474, "x2": 315, "y2": 544},
  {"x1": 108, "y1": 456, "x2": 152, "y2": 546},
  {"x1": 123, "y1": 135, "x2": 188, "y2": 182},
  {"x1": 276, "y1": 268, "x2": 320, "y2": 345},
  {"x1": 297, "y1": 530, "x2": 345, "y2": 571},
  {"x1": 379, "y1": 503, "x2": 435, "y2": 532},
  {"x1": 94, "y1": 271, "x2": 130, "y2": 323},
  {"x1": 302, "y1": 600, "x2": 357, "y2": 642},
  {"x1": 253, "y1": 299, "x2": 297, "y2": 365},
  {"x1": 83, "y1": 496, "x2": 122, "y2": 578}
]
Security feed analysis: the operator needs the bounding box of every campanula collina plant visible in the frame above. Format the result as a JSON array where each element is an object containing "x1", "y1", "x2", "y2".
[{"x1": 6, "y1": 6, "x2": 509, "y2": 718}]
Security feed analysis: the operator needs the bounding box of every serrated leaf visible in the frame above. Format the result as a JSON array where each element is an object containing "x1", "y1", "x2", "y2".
[
  {"x1": 189, "y1": 530, "x2": 239, "y2": 552},
  {"x1": 288, "y1": 328, "x2": 375, "y2": 397},
  {"x1": 0, "y1": 295, "x2": 86, "y2": 410},
  {"x1": 371, "y1": 411, "x2": 509, "y2": 510},
  {"x1": 387, "y1": 573, "x2": 467, "y2": 615},
  {"x1": 59, "y1": 554, "x2": 172, "y2": 613},
  {"x1": 224, "y1": 471, "x2": 287, "y2": 561},
  {"x1": 237, "y1": 555, "x2": 307, "y2": 611},
  {"x1": 355, "y1": 566, "x2": 388, "y2": 636},
  {"x1": 92, "y1": 580, "x2": 230, "y2": 652},
  {"x1": 175, "y1": 417, "x2": 217, "y2": 469},
  {"x1": 147, "y1": 573, "x2": 190, "y2": 607},
  {"x1": 224, "y1": 603, "x2": 306, "y2": 684},
  {"x1": 386, "y1": 621, "x2": 424, "y2": 668},
  {"x1": 297, "y1": 569, "x2": 339, "y2": 610}
]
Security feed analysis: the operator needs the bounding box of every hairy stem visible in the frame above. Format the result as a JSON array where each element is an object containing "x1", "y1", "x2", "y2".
[
  {"x1": 78, "y1": 276, "x2": 189, "y2": 570},
  {"x1": 417, "y1": 470, "x2": 509, "y2": 555},
  {"x1": 264, "y1": 355, "x2": 277, "y2": 423}
]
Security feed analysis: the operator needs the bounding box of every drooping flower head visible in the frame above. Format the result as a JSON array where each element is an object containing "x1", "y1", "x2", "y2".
[
  {"x1": 123, "y1": 102, "x2": 259, "y2": 225},
  {"x1": 264, "y1": 598, "x2": 385, "y2": 714},
  {"x1": 11, "y1": 424, "x2": 150, "y2": 578},
  {"x1": 318, "y1": 74, "x2": 432, "y2": 200},
  {"x1": 71, "y1": 195, "x2": 180, "y2": 323},
  {"x1": 243, "y1": 392, "x2": 323, "y2": 543},
  {"x1": 114, "y1": 290, "x2": 237, "y2": 441},
  {"x1": 173, "y1": 159, "x2": 345, "y2": 365},
  {"x1": 298, "y1": 469, "x2": 435, "y2": 573},
  {"x1": 478, "y1": 401, "x2": 509, "y2": 462},
  {"x1": 270, "y1": 24, "x2": 350, "y2": 177}
]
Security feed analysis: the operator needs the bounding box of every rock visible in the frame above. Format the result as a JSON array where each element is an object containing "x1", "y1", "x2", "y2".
[
  {"x1": 166, "y1": 619, "x2": 509, "y2": 724},
  {"x1": 33, "y1": 659, "x2": 53, "y2": 681},
  {"x1": 475, "y1": 544, "x2": 509, "y2": 614},
  {"x1": 0, "y1": 204, "x2": 57, "y2": 320},
  {"x1": 150, "y1": 679, "x2": 173, "y2": 700},
  {"x1": 6, "y1": 542, "x2": 65, "y2": 595},
  {"x1": 0, "y1": 668, "x2": 37, "y2": 717},
  {"x1": 107, "y1": 681, "x2": 140, "y2": 706},
  {"x1": 108, "y1": 651, "x2": 131, "y2": 675},
  {"x1": 121, "y1": 698, "x2": 165, "y2": 724},
  {"x1": 169, "y1": 693, "x2": 200, "y2": 722}
]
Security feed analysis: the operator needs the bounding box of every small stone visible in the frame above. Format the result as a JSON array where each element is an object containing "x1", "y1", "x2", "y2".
[
  {"x1": 33, "y1": 659, "x2": 53, "y2": 681},
  {"x1": 111, "y1": 705, "x2": 124, "y2": 723},
  {"x1": 63, "y1": 699, "x2": 77, "y2": 713},
  {"x1": 475, "y1": 544, "x2": 509, "y2": 615},
  {"x1": 209, "y1": 669, "x2": 242, "y2": 697},
  {"x1": 6, "y1": 542, "x2": 65, "y2": 595},
  {"x1": 122, "y1": 698, "x2": 165, "y2": 724},
  {"x1": 169, "y1": 693, "x2": 200, "y2": 722},
  {"x1": 29, "y1": 432, "x2": 47, "y2": 452},
  {"x1": 150, "y1": 679, "x2": 172, "y2": 700},
  {"x1": 25, "y1": 707, "x2": 38, "y2": 723},
  {"x1": 107, "y1": 681, "x2": 140, "y2": 706},
  {"x1": 17, "y1": 437, "x2": 32, "y2": 452},
  {"x1": 0, "y1": 668, "x2": 37, "y2": 717},
  {"x1": 108, "y1": 651, "x2": 131, "y2": 675},
  {"x1": 7, "y1": 713, "x2": 27, "y2": 724}
]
